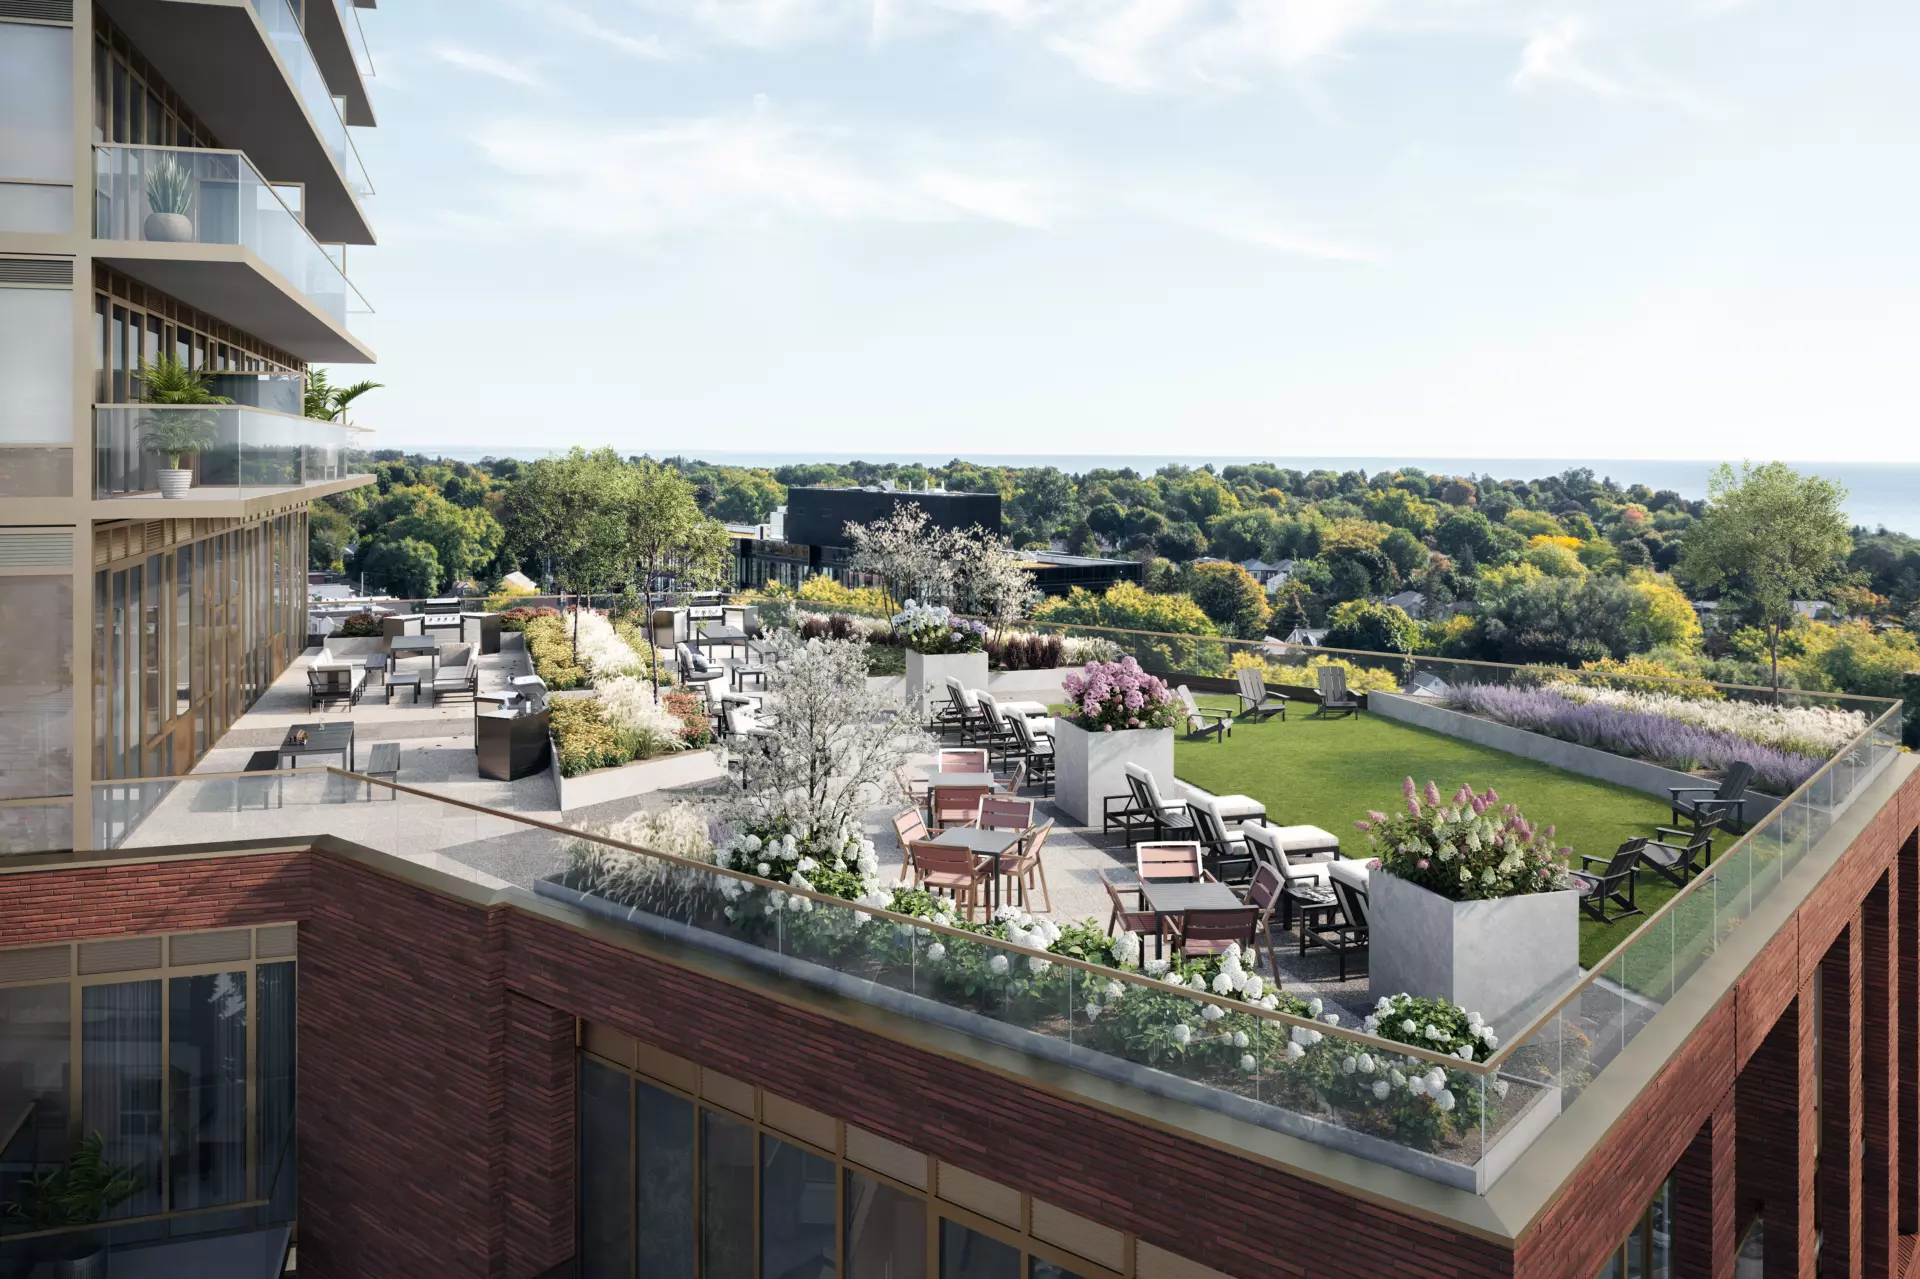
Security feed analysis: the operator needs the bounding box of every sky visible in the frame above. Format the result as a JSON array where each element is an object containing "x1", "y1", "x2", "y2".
[{"x1": 332, "y1": 1, "x2": 1920, "y2": 463}]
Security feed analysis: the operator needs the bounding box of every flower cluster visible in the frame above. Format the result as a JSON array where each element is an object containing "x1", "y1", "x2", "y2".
[
  {"x1": 714, "y1": 821, "x2": 886, "y2": 909},
  {"x1": 1060, "y1": 657, "x2": 1180, "y2": 732},
  {"x1": 891, "y1": 601, "x2": 988, "y2": 655},
  {"x1": 1357, "y1": 778, "x2": 1572, "y2": 901},
  {"x1": 571, "y1": 609, "x2": 648, "y2": 681},
  {"x1": 1351, "y1": 993, "x2": 1511, "y2": 1108},
  {"x1": 1554, "y1": 683, "x2": 1866, "y2": 760}
]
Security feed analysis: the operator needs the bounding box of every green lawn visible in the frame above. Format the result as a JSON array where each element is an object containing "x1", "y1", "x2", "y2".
[{"x1": 1173, "y1": 695, "x2": 1677, "y2": 967}]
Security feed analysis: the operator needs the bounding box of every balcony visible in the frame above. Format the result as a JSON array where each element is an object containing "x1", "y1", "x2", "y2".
[
  {"x1": 93, "y1": 0, "x2": 375, "y2": 245},
  {"x1": 306, "y1": 0, "x2": 377, "y2": 127},
  {"x1": 93, "y1": 145, "x2": 374, "y2": 364},
  {"x1": 93, "y1": 404, "x2": 370, "y2": 510}
]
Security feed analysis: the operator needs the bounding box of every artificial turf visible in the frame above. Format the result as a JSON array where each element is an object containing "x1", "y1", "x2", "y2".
[{"x1": 1172, "y1": 694, "x2": 1678, "y2": 968}]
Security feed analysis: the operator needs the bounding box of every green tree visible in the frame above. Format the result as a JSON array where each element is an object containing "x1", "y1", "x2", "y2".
[
  {"x1": 309, "y1": 503, "x2": 354, "y2": 572},
  {"x1": 382, "y1": 490, "x2": 504, "y2": 591},
  {"x1": 1680, "y1": 461, "x2": 1854, "y2": 690},
  {"x1": 1324, "y1": 600, "x2": 1418, "y2": 654},
  {"x1": 1434, "y1": 509, "x2": 1499, "y2": 566},
  {"x1": 1153, "y1": 522, "x2": 1208, "y2": 563},
  {"x1": 1005, "y1": 467, "x2": 1080, "y2": 546},
  {"x1": 621, "y1": 459, "x2": 735, "y2": 694},
  {"x1": 1380, "y1": 527, "x2": 1428, "y2": 578},
  {"x1": 1204, "y1": 508, "x2": 1282, "y2": 562},
  {"x1": 708, "y1": 467, "x2": 785, "y2": 524},
  {"x1": 1184, "y1": 562, "x2": 1272, "y2": 639},
  {"x1": 362, "y1": 537, "x2": 441, "y2": 599},
  {"x1": 1031, "y1": 582, "x2": 1225, "y2": 673}
]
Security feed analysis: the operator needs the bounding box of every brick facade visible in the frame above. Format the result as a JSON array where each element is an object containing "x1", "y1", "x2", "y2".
[{"x1": 0, "y1": 761, "x2": 1915, "y2": 1279}]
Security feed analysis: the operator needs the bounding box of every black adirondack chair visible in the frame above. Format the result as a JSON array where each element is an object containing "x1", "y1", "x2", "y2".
[{"x1": 1569, "y1": 838, "x2": 1649, "y2": 924}]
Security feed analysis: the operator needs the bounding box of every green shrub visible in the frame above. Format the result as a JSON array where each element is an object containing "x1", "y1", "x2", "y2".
[
  {"x1": 523, "y1": 614, "x2": 586, "y2": 690},
  {"x1": 550, "y1": 696, "x2": 632, "y2": 776},
  {"x1": 500, "y1": 606, "x2": 558, "y2": 634},
  {"x1": 336, "y1": 611, "x2": 382, "y2": 638}
]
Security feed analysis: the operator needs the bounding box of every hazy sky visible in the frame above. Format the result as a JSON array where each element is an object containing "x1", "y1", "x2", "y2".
[{"x1": 334, "y1": 1, "x2": 1920, "y2": 462}]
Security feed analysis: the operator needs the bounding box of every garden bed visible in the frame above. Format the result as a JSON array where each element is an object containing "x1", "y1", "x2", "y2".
[{"x1": 535, "y1": 868, "x2": 1558, "y2": 1191}]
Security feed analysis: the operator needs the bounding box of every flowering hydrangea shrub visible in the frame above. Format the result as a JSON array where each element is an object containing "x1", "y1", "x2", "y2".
[
  {"x1": 1060, "y1": 657, "x2": 1180, "y2": 732},
  {"x1": 714, "y1": 821, "x2": 886, "y2": 907},
  {"x1": 1317, "y1": 994, "x2": 1502, "y2": 1146},
  {"x1": 891, "y1": 602, "x2": 988, "y2": 655},
  {"x1": 1445, "y1": 683, "x2": 1825, "y2": 794},
  {"x1": 1357, "y1": 778, "x2": 1572, "y2": 901}
]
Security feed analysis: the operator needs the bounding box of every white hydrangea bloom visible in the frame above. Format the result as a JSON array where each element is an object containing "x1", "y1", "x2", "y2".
[
  {"x1": 1357, "y1": 1054, "x2": 1375, "y2": 1074},
  {"x1": 1401, "y1": 1019, "x2": 1417, "y2": 1035},
  {"x1": 989, "y1": 954, "x2": 1009, "y2": 975},
  {"x1": 1212, "y1": 971, "x2": 1237, "y2": 995},
  {"x1": 1240, "y1": 1054, "x2": 1258, "y2": 1073},
  {"x1": 1105, "y1": 981, "x2": 1124, "y2": 999},
  {"x1": 1493, "y1": 1079, "x2": 1510, "y2": 1099},
  {"x1": 1372, "y1": 1081, "x2": 1390, "y2": 1101},
  {"x1": 1436, "y1": 1089, "x2": 1456, "y2": 1113},
  {"x1": 1172, "y1": 1024, "x2": 1192, "y2": 1046},
  {"x1": 926, "y1": 943, "x2": 946, "y2": 962},
  {"x1": 1285, "y1": 1042, "x2": 1305, "y2": 1062},
  {"x1": 1232, "y1": 1031, "x2": 1249, "y2": 1049},
  {"x1": 1145, "y1": 957, "x2": 1170, "y2": 976},
  {"x1": 1341, "y1": 1056, "x2": 1357, "y2": 1075},
  {"x1": 1308, "y1": 998, "x2": 1324, "y2": 1017},
  {"x1": 1202, "y1": 1004, "x2": 1225, "y2": 1022},
  {"x1": 1241, "y1": 975, "x2": 1264, "y2": 1000},
  {"x1": 1084, "y1": 1002, "x2": 1101, "y2": 1019}
]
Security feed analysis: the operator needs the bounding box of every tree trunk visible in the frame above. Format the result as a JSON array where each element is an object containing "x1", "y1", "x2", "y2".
[{"x1": 1769, "y1": 620, "x2": 1781, "y2": 703}]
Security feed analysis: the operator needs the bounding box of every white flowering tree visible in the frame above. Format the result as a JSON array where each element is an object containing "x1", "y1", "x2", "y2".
[
  {"x1": 843, "y1": 505, "x2": 1036, "y2": 626},
  {"x1": 718, "y1": 632, "x2": 932, "y2": 899}
]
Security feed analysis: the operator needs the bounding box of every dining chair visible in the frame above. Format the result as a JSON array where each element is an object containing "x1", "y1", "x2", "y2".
[
  {"x1": 891, "y1": 808, "x2": 929, "y2": 886},
  {"x1": 1000, "y1": 820, "x2": 1054, "y2": 913},
  {"x1": 895, "y1": 764, "x2": 929, "y2": 814},
  {"x1": 930, "y1": 784, "x2": 991, "y2": 832},
  {"x1": 1101, "y1": 869, "x2": 1160, "y2": 947},
  {"x1": 977, "y1": 795, "x2": 1034, "y2": 832},
  {"x1": 1167, "y1": 906, "x2": 1260, "y2": 960},
  {"x1": 939, "y1": 748, "x2": 990, "y2": 774},
  {"x1": 1241, "y1": 864, "x2": 1286, "y2": 976},
  {"x1": 909, "y1": 840, "x2": 988, "y2": 920},
  {"x1": 1137, "y1": 841, "x2": 1203, "y2": 884}
]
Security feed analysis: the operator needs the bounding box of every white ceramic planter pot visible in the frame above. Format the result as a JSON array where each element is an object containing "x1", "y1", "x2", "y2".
[
  {"x1": 144, "y1": 211, "x2": 194, "y2": 242},
  {"x1": 1052, "y1": 721, "x2": 1173, "y2": 827},
  {"x1": 1368, "y1": 870, "x2": 1579, "y2": 1032},
  {"x1": 905, "y1": 649, "x2": 988, "y2": 718},
  {"x1": 156, "y1": 468, "x2": 193, "y2": 499}
]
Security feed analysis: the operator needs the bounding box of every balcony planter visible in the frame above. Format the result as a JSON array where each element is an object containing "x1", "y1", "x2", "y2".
[
  {"x1": 156, "y1": 468, "x2": 193, "y2": 499},
  {"x1": 905, "y1": 649, "x2": 987, "y2": 717},
  {"x1": 143, "y1": 211, "x2": 194, "y2": 242},
  {"x1": 1368, "y1": 870, "x2": 1578, "y2": 1032},
  {"x1": 1053, "y1": 720, "x2": 1173, "y2": 826}
]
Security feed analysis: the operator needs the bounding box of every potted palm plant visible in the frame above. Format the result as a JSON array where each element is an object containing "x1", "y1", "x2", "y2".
[
  {"x1": 3, "y1": 1131, "x2": 143, "y2": 1278},
  {"x1": 138, "y1": 356, "x2": 231, "y2": 498},
  {"x1": 143, "y1": 157, "x2": 194, "y2": 242}
]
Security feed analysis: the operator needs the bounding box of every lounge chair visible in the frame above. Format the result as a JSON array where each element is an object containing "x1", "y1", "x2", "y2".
[
  {"x1": 1639, "y1": 815, "x2": 1720, "y2": 889},
  {"x1": 1187, "y1": 794, "x2": 1259, "y2": 885},
  {"x1": 1568, "y1": 839, "x2": 1649, "y2": 924},
  {"x1": 1235, "y1": 668, "x2": 1288, "y2": 722},
  {"x1": 1671, "y1": 762, "x2": 1755, "y2": 833},
  {"x1": 1241, "y1": 822, "x2": 1341, "y2": 890},
  {"x1": 1176, "y1": 686, "x2": 1231, "y2": 743},
  {"x1": 307, "y1": 663, "x2": 366, "y2": 710},
  {"x1": 1104, "y1": 764, "x2": 1196, "y2": 846},
  {"x1": 431, "y1": 663, "x2": 478, "y2": 703},
  {"x1": 1308, "y1": 872, "x2": 1370, "y2": 980},
  {"x1": 1005, "y1": 714, "x2": 1055, "y2": 796},
  {"x1": 1315, "y1": 665, "x2": 1362, "y2": 719}
]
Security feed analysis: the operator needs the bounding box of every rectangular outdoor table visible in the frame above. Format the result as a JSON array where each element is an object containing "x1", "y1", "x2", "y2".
[
  {"x1": 388, "y1": 635, "x2": 439, "y2": 674},
  {"x1": 279, "y1": 721, "x2": 355, "y2": 772},
  {"x1": 922, "y1": 771, "x2": 997, "y2": 788},
  {"x1": 1137, "y1": 879, "x2": 1244, "y2": 958},
  {"x1": 922, "y1": 825, "x2": 1024, "y2": 913},
  {"x1": 697, "y1": 624, "x2": 749, "y2": 662}
]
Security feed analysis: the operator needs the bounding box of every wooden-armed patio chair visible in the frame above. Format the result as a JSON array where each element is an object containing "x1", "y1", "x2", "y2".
[
  {"x1": 1638, "y1": 813, "x2": 1721, "y2": 889},
  {"x1": 1241, "y1": 865, "x2": 1286, "y2": 976},
  {"x1": 1101, "y1": 869, "x2": 1161, "y2": 949},
  {"x1": 1235, "y1": 668, "x2": 1288, "y2": 722},
  {"x1": 999, "y1": 758, "x2": 1029, "y2": 798},
  {"x1": 1168, "y1": 905, "x2": 1260, "y2": 961},
  {"x1": 1000, "y1": 820, "x2": 1054, "y2": 912},
  {"x1": 1176, "y1": 685, "x2": 1231, "y2": 743},
  {"x1": 1187, "y1": 795, "x2": 1258, "y2": 886},
  {"x1": 894, "y1": 765, "x2": 929, "y2": 819},
  {"x1": 1307, "y1": 874, "x2": 1370, "y2": 981},
  {"x1": 938, "y1": 748, "x2": 990, "y2": 774},
  {"x1": 1137, "y1": 841, "x2": 1203, "y2": 884},
  {"x1": 929, "y1": 784, "x2": 991, "y2": 832},
  {"x1": 1568, "y1": 839, "x2": 1649, "y2": 924},
  {"x1": 892, "y1": 808, "x2": 929, "y2": 886},
  {"x1": 1670, "y1": 762, "x2": 1755, "y2": 833},
  {"x1": 977, "y1": 794, "x2": 1034, "y2": 832},
  {"x1": 1315, "y1": 665, "x2": 1362, "y2": 719},
  {"x1": 909, "y1": 840, "x2": 990, "y2": 920}
]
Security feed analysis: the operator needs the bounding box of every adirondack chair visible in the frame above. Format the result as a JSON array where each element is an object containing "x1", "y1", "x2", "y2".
[
  {"x1": 1671, "y1": 762, "x2": 1755, "y2": 833},
  {"x1": 1568, "y1": 839, "x2": 1649, "y2": 924},
  {"x1": 1316, "y1": 665, "x2": 1362, "y2": 719},
  {"x1": 1235, "y1": 668, "x2": 1287, "y2": 722},
  {"x1": 1176, "y1": 686, "x2": 1231, "y2": 742}
]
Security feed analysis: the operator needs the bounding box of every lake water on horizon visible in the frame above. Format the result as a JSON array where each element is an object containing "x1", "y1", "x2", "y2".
[{"x1": 391, "y1": 449, "x2": 1920, "y2": 538}]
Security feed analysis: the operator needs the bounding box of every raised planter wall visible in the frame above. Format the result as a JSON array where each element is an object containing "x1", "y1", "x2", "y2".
[
  {"x1": 555, "y1": 749, "x2": 727, "y2": 813},
  {"x1": 1052, "y1": 722, "x2": 1173, "y2": 827},
  {"x1": 904, "y1": 650, "x2": 989, "y2": 718},
  {"x1": 1370, "y1": 691, "x2": 1782, "y2": 825},
  {"x1": 1368, "y1": 870, "x2": 1580, "y2": 1034}
]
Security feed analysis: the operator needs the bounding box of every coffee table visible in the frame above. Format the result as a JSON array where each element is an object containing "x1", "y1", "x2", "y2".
[
  {"x1": 923, "y1": 826, "x2": 1024, "y2": 913},
  {"x1": 279, "y1": 720, "x2": 355, "y2": 771},
  {"x1": 1136, "y1": 879, "x2": 1243, "y2": 958},
  {"x1": 1283, "y1": 882, "x2": 1339, "y2": 944},
  {"x1": 385, "y1": 671, "x2": 422, "y2": 704}
]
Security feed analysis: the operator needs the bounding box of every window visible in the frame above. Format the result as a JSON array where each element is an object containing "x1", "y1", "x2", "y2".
[
  {"x1": 1593, "y1": 1176, "x2": 1671, "y2": 1278},
  {"x1": 0, "y1": 984, "x2": 71, "y2": 1207},
  {"x1": 580, "y1": 1057, "x2": 632, "y2": 1278},
  {"x1": 703, "y1": 1110, "x2": 755, "y2": 1279},
  {"x1": 846, "y1": 1171, "x2": 925, "y2": 1279},
  {"x1": 168, "y1": 971, "x2": 248, "y2": 1209},
  {"x1": 82, "y1": 979, "x2": 164, "y2": 1218},
  {"x1": 763, "y1": 1135, "x2": 837, "y2": 1279},
  {"x1": 637, "y1": 1081, "x2": 696, "y2": 1279},
  {"x1": 941, "y1": 1220, "x2": 1020, "y2": 1279}
]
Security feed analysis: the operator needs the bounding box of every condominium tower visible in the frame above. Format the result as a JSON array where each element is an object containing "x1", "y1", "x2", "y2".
[{"x1": 0, "y1": 0, "x2": 378, "y2": 854}]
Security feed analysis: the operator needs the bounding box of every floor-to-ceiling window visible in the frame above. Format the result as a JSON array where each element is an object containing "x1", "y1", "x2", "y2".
[
  {"x1": 0, "y1": 925, "x2": 296, "y2": 1247},
  {"x1": 1592, "y1": 1176, "x2": 1672, "y2": 1278},
  {"x1": 580, "y1": 1035, "x2": 1116, "y2": 1279}
]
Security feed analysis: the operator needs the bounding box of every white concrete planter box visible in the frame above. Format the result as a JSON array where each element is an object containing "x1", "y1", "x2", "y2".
[
  {"x1": 1368, "y1": 870, "x2": 1579, "y2": 1034},
  {"x1": 556, "y1": 749, "x2": 726, "y2": 813},
  {"x1": 905, "y1": 650, "x2": 988, "y2": 717},
  {"x1": 1052, "y1": 721, "x2": 1173, "y2": 827}
]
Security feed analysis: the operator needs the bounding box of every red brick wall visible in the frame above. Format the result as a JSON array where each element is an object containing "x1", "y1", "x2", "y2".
[
  {"x1": 0, "y1": 852, "x2": 308, "y2": 947},
  {"x1": 1736, "y1": 985, "x2": 1817, "y2": 1279},
  {"x1": 504, "y1": 992, "x2": 577, "y2": 1276},
  {"x1": 1671, "y1": 1090, "x2": 1737, "y2": 1279},
  {"x1": 1821, "y1": 915, "x2": 1865, "y2": 1279},
  {"x1": 1864, "y1": 867, "x2": 1900, "y2": 1275}
]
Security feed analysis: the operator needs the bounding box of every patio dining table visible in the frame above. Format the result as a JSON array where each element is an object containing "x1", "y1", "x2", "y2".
[
  {"x1": 278, "y1": 721, "x2": 355, "y2": 772},
  {"x1": 388, "y1": 635, "x2": 440, "y2": 674},
  {"x1": 697, "y1": 625, "x2": 749, "y2": 662},
  {"x1": 921, "y1": 770, "x2": 997, "y2": 789},
  {"x1": 1137, "y1": 878, "x2": 1244, "y2": 959},
  {"x1": 922, "y1": 825, "x2": 1024, "y2": 914}
]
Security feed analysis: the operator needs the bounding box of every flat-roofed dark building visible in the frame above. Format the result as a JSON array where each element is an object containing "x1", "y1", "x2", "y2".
[{"x1": 784, "y1": 486, "x2": 1001, "y2": 547}]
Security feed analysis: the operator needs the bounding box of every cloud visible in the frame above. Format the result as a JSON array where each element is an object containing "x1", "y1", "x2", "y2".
[
  {"x1": 1129, "y1": 189, "x2": 1384, "y2": 262},
  {"x1": 1511, "y1": 15, "x2": 1724, "y2": 117},
  {"x1": 459, "y1": 104, "x2": 1071, "y2": 240},
  {"x1": 510, "y1": 0, "x2": 678, "y2": 58},
  {"x1": 430, "y1": 44, "x2": 545, "y2": 86}
]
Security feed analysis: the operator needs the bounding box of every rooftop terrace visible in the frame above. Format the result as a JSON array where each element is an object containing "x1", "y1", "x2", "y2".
[{"x1": 87, "y1": 609, "x2": 1904, "y2": 1207}]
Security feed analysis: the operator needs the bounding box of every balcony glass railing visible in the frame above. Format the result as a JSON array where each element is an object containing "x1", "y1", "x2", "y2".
[
  {"x1": 250, "y1": 0, "x2": 373, "y2": 198},
  {"x1": 94, "y1": 145, "x2": 367, "y2": 329},
  {"x1": 340, "y1": 0, "x2": 375, "y2": 78},
  {"x1": 93, "y1": 405, "x2": 367, "y2": 500}
]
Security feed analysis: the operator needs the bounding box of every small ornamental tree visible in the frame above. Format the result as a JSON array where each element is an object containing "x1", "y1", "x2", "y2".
[{"x1": 1356, "y1": 778, "x2": 1572, "y2": 901}]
